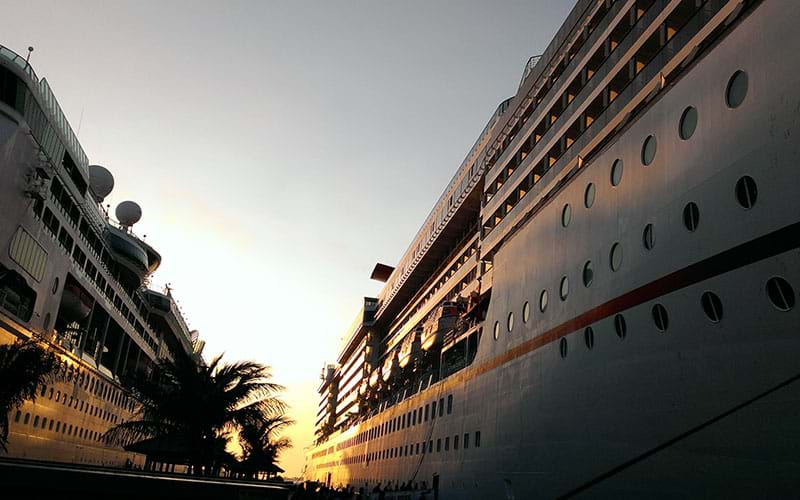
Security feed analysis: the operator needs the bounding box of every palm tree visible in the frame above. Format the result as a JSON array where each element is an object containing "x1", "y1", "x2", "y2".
[
  {"x1": 0, "y1": 339, "x2": 61, "y2": 452},
  {"x1": 238, "y1": 414, "x2": 293, "y2": 479},
  {"x1": 105, "y1": 353, "x2": 287, "y2": 475}
]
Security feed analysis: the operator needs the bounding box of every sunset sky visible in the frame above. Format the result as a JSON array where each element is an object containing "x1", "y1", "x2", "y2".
[{"x1": 2, "y1": 0, "x2": 571, "y2": 476}]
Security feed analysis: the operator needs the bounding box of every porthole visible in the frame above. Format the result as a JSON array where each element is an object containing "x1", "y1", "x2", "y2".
[
  {"x1": 641, "y1": 135, "x2": 657, "y2": 166},
  {"x1": 701, "y1": 291, "x2": 723, "y2": 323},
  {"x1": 522, "y1": 301, "x2": 530, "y2": 323},
  {"x1": 559, "y1": 276, "x2": 569, "y2": 300},
  {"x1": 559, "y1": 338, "x2": 568, "y2": 359},
  {"x1": 735, "y1": 176, "x2": 757, "y2": 209},
  {"x1": 683, "y1": 202, "x2": 699, "y2": 232},
  {"x1": 43, "y1": 313, "x2": 51, "y2": 331},
  {"x1": 679, "y1": 106, "x2": 698, "y2": 140},
  {"x1": 643, "y1": 223, "x2": 655, "y2": 250},
  {"x1": 507, "y1": 312, "x2": 514, "y2": 333},
  {"x1": 584, "y1": 183, "x2": 596, "y2": 208},
  {"x1": 582, "y1": 261, "x2": 594, "y2": 287},
  {"x1": 493, "y1": 321, "x2": 500, "y2": 340},
  {"x1": 539, "y1": 290, "x2": 549, "y2": 313},
  {"x1": 766, "y1": 277, "x2": 795, "y2": 312},
  {"x1": 726, "y1": 70, "x2": 748, "y2": 109},
  {"x1": 614, "y1": 314, "x2": 627, "y2": 339},
  {"x1": 652, "y1": 303, "x2": 669, "y2": 332},
  {"x1": 561, "y1": 204, "x2": 571, "y2": 228},
  {"x1": 584, "y1": 327, "x2": 594, "y2": 350},
  {"x1": 610, "y1": 159, "x2": 623, "y2": 187},
  {"x1": 609, "y1": 242, "x2": 622, "y2": 272}
]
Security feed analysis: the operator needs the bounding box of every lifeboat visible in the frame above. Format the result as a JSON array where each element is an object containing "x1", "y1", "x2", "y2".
[
  {"x1": 358, "y1": 380, "x2": 368, "y2": 397},
  {"x1": 421, "y1": 301, "x2": 460, "y2": 351},
  {"x1": 368, "y1": 367, "x2": 381, "y2": 388},
  {"x1": 398, "y1": 326, "x2": 422, "y2": 369},
  {"x1": 382, "y1": 350, "x2": 398, "y2": 382},
  {"x1": 58, "y1": 281, "x2": 93, "y2": 323}
]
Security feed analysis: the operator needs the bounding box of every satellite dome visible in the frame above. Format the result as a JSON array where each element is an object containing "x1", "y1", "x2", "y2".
[
  {"x1": 116, "y1": 201, "x2": 142, "y2": 226},
  {"x1": 88, "y1": 165, "x2": 114, "y2": 201}
]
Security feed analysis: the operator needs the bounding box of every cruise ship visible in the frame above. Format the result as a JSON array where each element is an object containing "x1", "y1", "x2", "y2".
[
  {"x1": 305, "y1": 0, "x2": 800, "y2": 497},
  {"x1": 0, "y1": 44, "x2": 203, "y2": 466}
]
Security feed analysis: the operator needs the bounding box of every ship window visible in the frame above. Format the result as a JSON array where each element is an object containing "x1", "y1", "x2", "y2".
[
  {"x1": 683, "y1": 202, "x2": 700, "y2": 232},
  {"x1": 14, "y1": 410, "x2": 21, "y2": 423},
  {"x1": 614, "y1": 314, "x2": 627, "y2": 339},
  {"x1": 425, "y1": 404, "x2": 429, "y2": 421},
  {"x1": 560, "y1": 276, "x2": 569, "y2": 301},
  {"x1": 493, "y1": 321, "x2": 500, "y2": 340},
  {"x1": 584, "y1": 183, "x2": 596, "y2": 208},
  {"x1": 539, "y1": 290, "x2": 548, "y2": 312},
  {"x1": 33, "y1": 416, "x2": 39, "y2": 428},
  {"x1": 429, "y1": 440, "x2": 433, "y2": 453},
  {"x1": 431, "y1": 401, "x2": 436, "y2": 418},
  {"x1": 445, "y1": 437, "x2": 450, "y2": 451},
  {"x1": 447, "y1": 394, "x2": 453, "y2": 414},
  {"x1": 652, "y1": 304, "x2": 669, "y2": 332},
  {"x1": 766, "y1": 277, "x2": 795, "y2": 312},
  {"x1": 641, "y1": 134, "x2": 657, "y2": 166},
  {"x1": 679, "y1": 106, "x2": 698, "y2": 140},
  {"x1": 701, "y1": 291, "x2": 723, "y2": 323},
  {"x1": 584, "y1": 327, "x2": 595, "y2": 349},
  {"x1": 735, "y1": 176, "x2": 757, "y2": 209},
  {"x1": 41, "y1": 417, "x2": 47, "y2": 429},
  {"x1": 610, "y1": 159, "x2": 623, "y2": 187},
  {"x1": 643, "y1": 223, "x2": 655, "y2": 250},
  {"x1": 610, "y1": 243, "x2": 622, "y2": 271},
  {"x1": 522, "y1": 301, "x2": 530, "y2": 323},
  {"x1": 52, "y1": 277, "x2": 59, "y2": 295},
  {"x1": 40, "y1": 385, "x2": 46, "y2": 397},
  {"x1": 726, "y1": 70, "x2": 748, "y2": 109},
  {"x1": 55, "y1": 422, "x2": 60, "y2": 433},
  {"x1": 437, "y1": 439, "x2": 442, "y2": 452},
  {"x1": 416, "y1": 443, "x2": 420, "y2": 454},
  {"x1": 561, "y1": 204, "x2": 571, "y2": 228},
  {"x1": 464, "y1": 433, "x2": 469, "y2": 449},
  {"x1": 582, "y1": 261, "x2": 594, "y2": 287},
  {"x1": 24, "y1": 413, "x2": 30, "y2": 425},
  {"x1": 559, "y1": 338, "x2": 567, "y2": 359},
  {"x1": 507, "y1": 312, "x2": 514, "y2": 333},
  {"x1": 475, "y1": 431, "x2": 481, "y2": 447},
  {"x1": 439, "y1": 398, "x2": 444, "y2": 417}
]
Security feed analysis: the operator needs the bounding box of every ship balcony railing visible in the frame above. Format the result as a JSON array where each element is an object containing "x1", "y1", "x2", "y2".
[{"x1": 0, "y1": 44, "x2": 38, "y2": 82}]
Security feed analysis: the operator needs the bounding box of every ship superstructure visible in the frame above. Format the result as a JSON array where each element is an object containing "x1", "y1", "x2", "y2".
[
  {"x1": 307, "y1": 0, "x2": 800, "y2": 497},
  {"x1": 0, "y1": 44, "x2": 203, "y2": 466}
]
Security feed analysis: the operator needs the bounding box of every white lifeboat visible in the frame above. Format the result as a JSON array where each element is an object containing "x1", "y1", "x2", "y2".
[
  {"x1": 381, "y1": 350, "x2": 398, "y2": 382},
  {"x1": 421, "y1": 301, "x2": 460, "y2": 351},
  {"x1": 398, "y1": 326, "x2": 422, "y2": 369},
  {"x1": 368, "y1": 367, "x2": 381, "y2": 388}
]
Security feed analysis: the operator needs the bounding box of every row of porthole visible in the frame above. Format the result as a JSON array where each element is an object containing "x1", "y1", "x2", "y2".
[
  {"x1": 496, "y1": 172, "x2": 762, "y2": 340},
  {"x1": 561, "y1": 70, "x2": 750, "y2": 228},
  {"x1": 557, "y1": 277, "x2": 796, "y2": 358}
]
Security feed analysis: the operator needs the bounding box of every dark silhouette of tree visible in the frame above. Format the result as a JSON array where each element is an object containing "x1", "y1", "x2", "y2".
[
  {"x1": 105, "y1": 353, "x2": 287, "y2": 475},
  {"x1": 238, "y1": 414, "x2": 293, "y2": 479},
  {"x1": 0, "y1": 340, "x2": 61, "y2": 452}
]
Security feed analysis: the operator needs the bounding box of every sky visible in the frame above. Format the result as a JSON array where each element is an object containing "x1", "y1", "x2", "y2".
[{"x1": 2, "y1": 0, "x2": 572, "y2": 476}]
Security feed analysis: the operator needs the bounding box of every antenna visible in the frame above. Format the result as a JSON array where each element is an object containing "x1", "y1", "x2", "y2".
[{"x1": 25, "y1": 46, "x2": 34, "y2": 64}]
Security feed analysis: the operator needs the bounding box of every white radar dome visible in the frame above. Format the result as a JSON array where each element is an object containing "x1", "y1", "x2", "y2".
[
  {"x1": 88, "y1": 165, "x2": 114, "y2": 201},
  {"x1": 116, "y1": 201, "x2": 142, "y2": 226}
]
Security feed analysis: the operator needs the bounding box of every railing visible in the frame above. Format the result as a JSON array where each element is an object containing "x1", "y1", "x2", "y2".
[
  {"x1": 519, "y1": 54, "x2": 543, "y2": 89},
  {"x1": 39, "y1": 78, "x2": 89, "y2": 175},
  {"x1": 0, "y1": 44, "x2": 38, "y2": 81}
]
